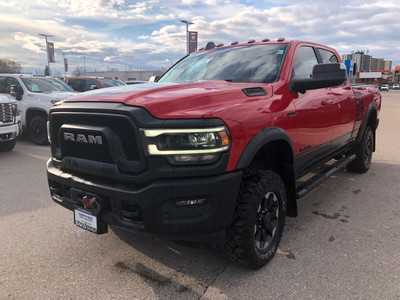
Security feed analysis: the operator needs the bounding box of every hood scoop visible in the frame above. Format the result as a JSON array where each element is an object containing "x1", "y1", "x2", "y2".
[{"x1": 242, "y1": 87, "x2": 267, "y2": 97}]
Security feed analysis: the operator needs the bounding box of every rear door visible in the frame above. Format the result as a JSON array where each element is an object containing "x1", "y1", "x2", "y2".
[{"x1": 316, "y1": 47, "x2": 355, "y2": 147}]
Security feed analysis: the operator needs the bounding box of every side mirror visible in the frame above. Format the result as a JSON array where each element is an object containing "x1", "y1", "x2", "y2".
[
  {"x1": 149, "y1": 75, "x2": 160, "y2": 82},
  {"x1": 10, "y1": 85, "x2": 23, "y2": 100},
  {"x1": 291, "y1": 63, "x2": 346, "y2": 94}
]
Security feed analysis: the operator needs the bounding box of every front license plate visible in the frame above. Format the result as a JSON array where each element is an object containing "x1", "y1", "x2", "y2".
[{"x1": 74, "y1": 208, "x2": 97, "y2": 233}]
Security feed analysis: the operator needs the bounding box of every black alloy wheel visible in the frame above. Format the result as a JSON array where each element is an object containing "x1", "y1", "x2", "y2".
[
  {"x1": 223, "y1": 169, "x2": 286, "y2": 269},
  {"x1": 347, "y1": 126, "x2": 373, "y2": 173},
  {"x1": 29, "y1": 115, "x2": 49, "y2": 145}
]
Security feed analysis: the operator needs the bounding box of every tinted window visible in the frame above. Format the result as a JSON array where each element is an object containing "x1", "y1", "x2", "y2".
[
  {"x1": 84, "y1": 79, "x2": 98, "y2": 91},
  {"x1": 97, "y1": 79, "x2": 119, "y2": 87},
  {"x1": 159, "y1": 44, "x2": 288, "y2": 84},
  {"x1": 318, "y1": 48, "x2": 339, "y2": 63},
  {"x1": 292, "y1": 46, "x2": 318, "y2": 79},
  {"x1": 21, "y1": 77, "x2": 73, "y2": 92},
  {"x1": 67, "y1": 79, "x2": 84, "y2": 92}
]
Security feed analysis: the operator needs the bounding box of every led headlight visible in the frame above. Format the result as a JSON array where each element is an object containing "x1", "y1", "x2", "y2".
[{"x1": 142, "y1": 126, "x2": 230, "y2": 163}]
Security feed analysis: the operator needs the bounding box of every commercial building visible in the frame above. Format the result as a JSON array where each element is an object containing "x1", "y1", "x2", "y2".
[{"x1": 342, "y1": 51, "x2": 392, "y2": 72}]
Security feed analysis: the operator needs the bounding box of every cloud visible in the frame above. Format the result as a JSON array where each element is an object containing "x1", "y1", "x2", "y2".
[{"x1": 1, "y1": 0, "x2": 400, "y2": 74}]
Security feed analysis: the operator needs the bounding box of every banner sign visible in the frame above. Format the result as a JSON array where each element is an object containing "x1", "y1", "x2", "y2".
[
  {"x1": 189, "y1": 31, "x2": 198, "y2": 53},
  {"x1": 47, "y1": 42, "x2": 55, "y2": 63}
]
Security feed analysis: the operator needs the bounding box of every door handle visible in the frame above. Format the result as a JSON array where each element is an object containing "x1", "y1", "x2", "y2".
[{"x1": 321, "y1": 99, "x2": 334, "y2": 106}]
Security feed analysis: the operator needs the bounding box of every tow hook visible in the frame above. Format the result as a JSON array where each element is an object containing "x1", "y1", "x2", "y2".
[{"x1": 83, "y1": 196, "x2": 96, "y2": 209}]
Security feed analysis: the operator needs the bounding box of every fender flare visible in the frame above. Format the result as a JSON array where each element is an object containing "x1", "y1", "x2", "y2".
[
  {"x1": 236, "y1": 127, "x2": 297, "y2": 217},
  {"x1": 355, "y1": 102, "x2": 378, "y2": 150},
  {"x1": 236, "y1": 126, "x2": 295, "y2": 169}
]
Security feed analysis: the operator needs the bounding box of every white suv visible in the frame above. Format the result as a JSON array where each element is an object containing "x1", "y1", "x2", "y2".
[{"x1": 0, "y1": 74, "x2": 75, "y2": 144}]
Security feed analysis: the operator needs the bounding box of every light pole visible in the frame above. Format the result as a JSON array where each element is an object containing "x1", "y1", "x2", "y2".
[
  {"x1": 39, "y1": 33, "x2": 54, "y2": 75},
  {"x1": 81, "y1": 55, "x2": 87, "y2": 73},
  {"x1": 180, "y1": 20, "x2": 193, "y2": 54}
]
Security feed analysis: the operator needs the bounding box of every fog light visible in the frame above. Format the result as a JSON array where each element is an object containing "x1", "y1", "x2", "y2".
[{"x1": 175, "y1": 198, "x2": 207, "y2": 206}]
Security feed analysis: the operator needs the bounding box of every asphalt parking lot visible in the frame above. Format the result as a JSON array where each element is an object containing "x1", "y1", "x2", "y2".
[{"x1": 0, "y1": 91, "x2": 399, "y2": 299}]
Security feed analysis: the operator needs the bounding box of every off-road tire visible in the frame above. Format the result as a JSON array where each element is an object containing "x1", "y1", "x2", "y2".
[
  {"x1": 0, "y1": 139, "x2": 16, "y2": 152},
  {"x1": 347, "y1": 126, "x2": 373, "y2": 173},
  {"x1": 29, "y1": 115, "x2": 48, "y2": 145},
  {"x1": 223, "y1": 169, "x2": 287, "y2": 269}
]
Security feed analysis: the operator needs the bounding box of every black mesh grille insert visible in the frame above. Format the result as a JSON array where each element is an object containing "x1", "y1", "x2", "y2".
[{"x1": 51, "y1": 113, "x2": 140, "y2": 163}]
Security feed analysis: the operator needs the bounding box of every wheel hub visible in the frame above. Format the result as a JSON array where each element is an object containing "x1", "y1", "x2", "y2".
[{"x1": 254, "y1": 192, "x2": 279, "y2": 251}]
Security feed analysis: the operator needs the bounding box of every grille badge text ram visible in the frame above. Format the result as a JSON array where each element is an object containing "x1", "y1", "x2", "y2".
[{"x1": 63, "y1": 132, "x2": 103, "y2": 145}]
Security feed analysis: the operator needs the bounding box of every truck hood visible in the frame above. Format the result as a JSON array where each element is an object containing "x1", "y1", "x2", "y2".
[
  {"x1": 28, "y1": 91, "x2": 76, "y2": 101},
  {"x1": 64, "y1": 81, "x2": 272, "y2": 118}
]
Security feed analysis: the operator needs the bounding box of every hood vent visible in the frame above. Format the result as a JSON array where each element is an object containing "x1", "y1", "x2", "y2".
[{"x1": 242, "y1": 87, "x2": 267, "y2": 97}]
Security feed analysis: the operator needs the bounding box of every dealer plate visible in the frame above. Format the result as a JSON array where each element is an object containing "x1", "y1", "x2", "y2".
[{"x1": 74, "y1": 208, "x2": 97, "y2": 233}]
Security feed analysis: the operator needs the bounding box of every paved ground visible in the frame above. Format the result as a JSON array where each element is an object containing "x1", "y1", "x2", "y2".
[{"x1": 0, "y1": 91, "x2": 399, "y2": 299}]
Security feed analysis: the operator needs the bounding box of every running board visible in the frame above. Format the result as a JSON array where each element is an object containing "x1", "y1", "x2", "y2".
[{"x1": 296, "y1": 154, "x2": 356, "y2": 199}]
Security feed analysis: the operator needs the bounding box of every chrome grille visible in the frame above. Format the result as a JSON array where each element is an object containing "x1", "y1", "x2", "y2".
[{"x1": 0, "y1": 103, "x2": 13, "y2": 123}]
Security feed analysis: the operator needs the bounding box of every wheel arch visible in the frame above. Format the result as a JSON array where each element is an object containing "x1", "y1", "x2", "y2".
[
  {"x1": 26, "y1": 108, "x2": 48, "y2": 129},
  {"x1": 236, "y1": 127, "x2": 297, "y2": 217},
  {"x1": 356, "y1": 103, "x2": 378, "y2": 152}
]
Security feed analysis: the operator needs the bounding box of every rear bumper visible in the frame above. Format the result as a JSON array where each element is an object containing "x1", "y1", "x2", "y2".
[{"x1": 47, "y1": 159, "x2": 242, "y2": 242}]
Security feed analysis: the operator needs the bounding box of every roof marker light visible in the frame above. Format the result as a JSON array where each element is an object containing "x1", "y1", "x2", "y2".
[
  {"x1": 216, "y1": 43, "x2": 224, "y2": 47},
  {"x1": 277, "y1": 38, "x2": 285, "y2": 42},
  {"x1": 231, "y1": 41, "x2": 238, "y2": 45},
  {"x1": 248, "y1": 39, "x2": 255, "y2": 43},
  {"x1": 262, "y1": 39, "x2": 270, "y2": 42}
]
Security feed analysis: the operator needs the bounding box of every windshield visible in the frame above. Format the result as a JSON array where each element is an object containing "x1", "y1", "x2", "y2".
[
  {"x1": 159, "y1": 44, "x2": 288, "y2": 84},
  {"x1": 97, "y1": 79, "x2": 124, "y2": 87},
  {"x1": 21, "y1": 77, "x2": 73, "y2": 93}
]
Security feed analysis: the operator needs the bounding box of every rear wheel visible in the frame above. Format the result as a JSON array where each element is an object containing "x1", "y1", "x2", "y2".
[
  {"x1": 223, "y1": 170, "x2": 286, "y2": 269},
  {"x1": 29, "y1": 115, "x2": 48, "y2": 145},
  {"x1": 0, "y1": 139, "x2": 16, "y2": 152},
  {"x1": 347, "y1": 126, "x2": 373, "y2": 173}
]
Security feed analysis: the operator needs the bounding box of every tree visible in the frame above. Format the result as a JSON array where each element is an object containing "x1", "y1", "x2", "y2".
[
  {"x1": 44, "y1": 65, "x2": 50, "y2": 76},
  {"x1": 0, "y1": 58, "x2": 22, "y2": 73}
]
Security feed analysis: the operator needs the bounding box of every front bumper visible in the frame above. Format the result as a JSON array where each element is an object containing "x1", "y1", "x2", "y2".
[{"x1": 47, "y1": 159, "x2": 242, "y2": 242}]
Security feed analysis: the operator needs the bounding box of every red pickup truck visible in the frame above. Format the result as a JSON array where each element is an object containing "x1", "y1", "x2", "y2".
[{"x1": 46, "y1": 39, "x2": 381, "y2": 269}]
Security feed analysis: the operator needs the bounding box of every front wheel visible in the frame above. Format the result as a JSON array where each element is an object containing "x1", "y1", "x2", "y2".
[
  {"x1": 29, "y1": 115, "x2": 48, "y2": 145},
  {"x1": 223, "y1": 170, "x2": 287, "y2": 269},
  {"x1": 347, "y1": 126, "x2": 373, "y2": 173},
  {"x1": 0, "y1": 139, "x2": 16, "y2": 152}
]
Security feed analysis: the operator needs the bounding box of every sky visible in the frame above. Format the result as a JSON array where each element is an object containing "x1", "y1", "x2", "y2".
[{"x1": 1, "y1": 0, "x2": 400, "y2": 75}]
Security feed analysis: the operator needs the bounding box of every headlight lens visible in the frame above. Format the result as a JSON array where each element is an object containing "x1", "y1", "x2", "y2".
[{"x1": 142, "y1": 127, "x2": 230, "y2": 158}]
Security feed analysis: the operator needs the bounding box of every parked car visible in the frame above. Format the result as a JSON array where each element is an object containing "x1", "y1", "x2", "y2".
[
  {"x1": 0, "y1": 95, "x2": 21, "y2": 151},
  {"x1": 392, "y1": 83, "x2": 399, "y2": 90},
  {"x1": 380, "y1": 84, "x2": 389, "y2": 91},
  {"x1": 47, "y1": 39, "x2": 381, "y2": 269},
  {"x1": 64, "y1": 77, "x2": 126, "y2": 92},
  {"x1": 0, "y1": 74, "x2": 75, "y2": 145}
]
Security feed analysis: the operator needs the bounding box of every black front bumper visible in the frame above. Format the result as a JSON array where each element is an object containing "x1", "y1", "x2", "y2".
[{"x1": 47, "y1": 159, "x2": 242, "y2": 242}]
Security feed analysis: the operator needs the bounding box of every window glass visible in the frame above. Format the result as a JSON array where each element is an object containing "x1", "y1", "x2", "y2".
[
  {"x1": 84, "y1": 79, "x2": 98, "y2": 91},
  {"x1": 21, "y1": 77, "x2": 73, "y2": 92},
  {"x1": 97, "y1": 79, "x2": 119, "y2": 87},
  {"x1": 6, "y1": 77, "x2": 23, "y2": 94},
  {"x1": 318, "y1": 48, "x2": 339, "y2": 63},
  {"x1": 159, "y1": 44, "x2": 288, "y2": 84},
  {"x1": 0, "y1": 76, "x2": 6, "y2": 93},
  {"x1": 293, "y1": 46, "x2": 318, "y2": 79},
  {"x1": 66, "y1": 79, "x2": 83, "y2": 92}
]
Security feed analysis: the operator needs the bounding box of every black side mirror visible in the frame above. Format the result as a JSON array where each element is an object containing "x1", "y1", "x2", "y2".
[
  {"x1": 10, "y1": 85, "x2": 23, "y2": 100},
  {"x1": 291, "y1": 63, "x2": 346, "y2": 94}
]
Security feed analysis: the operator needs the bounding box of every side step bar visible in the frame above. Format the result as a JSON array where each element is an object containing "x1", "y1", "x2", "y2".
[{"x1": 296, "y1": 154, "x2": 356, "y2": 199}]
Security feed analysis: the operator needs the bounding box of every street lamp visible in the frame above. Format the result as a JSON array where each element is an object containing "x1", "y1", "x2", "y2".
[
  {"x1": 39, "y1": 33, "x2": 54, "y2": 75},
  {"x1": 81, "y1": 55, "x2": 87, "y2": 73},
  {"x1": 180, "y1": 20, "x2": 194, "y2": 54}
]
